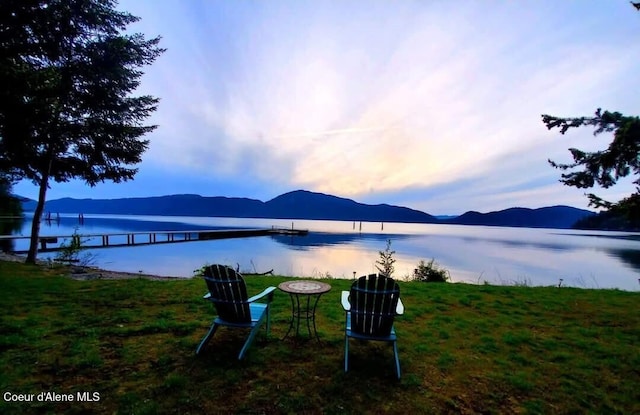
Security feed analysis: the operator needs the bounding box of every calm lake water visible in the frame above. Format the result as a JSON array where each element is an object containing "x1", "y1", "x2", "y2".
[{"x1": 8, "y1": 213, "x2": 640, "y2": 291}]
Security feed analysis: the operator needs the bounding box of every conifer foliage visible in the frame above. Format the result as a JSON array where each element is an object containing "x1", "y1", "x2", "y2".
[{"x1": 543, "y1": 109, "x2": 640, "y2": 217}]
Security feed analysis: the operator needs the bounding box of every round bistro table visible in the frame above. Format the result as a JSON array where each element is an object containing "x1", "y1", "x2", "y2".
[{"x1": 278, "y1": 280, "x2": 332, "y2": 342}]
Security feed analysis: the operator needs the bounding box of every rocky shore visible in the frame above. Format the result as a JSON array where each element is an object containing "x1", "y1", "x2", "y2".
[{"x1": 0, "y1": 252, "x2": 182, "y2": 281}]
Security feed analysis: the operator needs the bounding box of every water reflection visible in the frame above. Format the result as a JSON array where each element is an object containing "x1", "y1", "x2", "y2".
[
  {"x1": 269, "y1": 232, "x2": 411, "y2": 250},
  {"x1": 1, "y1": 216, "x2": 23, "y2": 252},
  {"x1": 609, "y1": 249, "x2": 640, "y2": 274},
  {"x1": 10, "y1": 214, "x2": 640, "y2": 290},
  {"x1": 274, "y1": 228, "x2": 640, "y2": 279},
  {"x1": 276, "y1": 231, "x2": 577, "y2": 253}
]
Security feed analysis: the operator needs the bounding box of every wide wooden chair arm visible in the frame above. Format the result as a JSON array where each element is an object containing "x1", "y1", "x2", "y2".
[
  {"x1": 341, "y1": 291, "x2": 351, "y2": 311},
  {"x1": 396, "y1": 297, "x2": 405, "y2": 315},
  {"x1": 203, "y1": 286, "x2": 276, "y2": 303},
  {"x1": 247, "y1": 286, "x2": 276, "y2": 303}
]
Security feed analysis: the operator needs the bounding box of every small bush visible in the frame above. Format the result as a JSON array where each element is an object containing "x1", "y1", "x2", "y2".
[
  {"x1": 375, "y1": 239, "x2": 396, "y2": 277},
  {"x1": 412, "y1": 259, "x2": 450, "y2": 283},
  {"x1": 54, "y1": 228, "x2": 96, "y2": 266}
]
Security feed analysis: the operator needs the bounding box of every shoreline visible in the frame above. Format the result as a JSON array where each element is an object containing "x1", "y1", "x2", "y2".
[{"x1": 0, "y1": 252, "x2": 182, "y2": 281}]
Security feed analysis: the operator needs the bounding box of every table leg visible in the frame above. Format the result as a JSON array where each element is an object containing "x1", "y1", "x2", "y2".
[
  {"x1": 294, "y1": 293, "x2": 302, "y2": 337},
  {"x1": 282, "y1": 293, "x2": 296, "y2": 340},
  {"x1": 310, "y1": 293, "x2": 323, "y2": 342}
]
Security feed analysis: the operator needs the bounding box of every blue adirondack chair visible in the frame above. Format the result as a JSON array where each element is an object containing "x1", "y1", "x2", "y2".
[
  {"x1": 196, "y1": 264, "x2": 276, "y2": 359},
  {"x1": 341, "y1": 274, "x2": 405, "y2": 378}
]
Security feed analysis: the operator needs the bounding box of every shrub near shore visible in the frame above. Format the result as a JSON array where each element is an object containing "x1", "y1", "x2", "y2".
[{"x1": 0, "y1": 260, "x2": 638, "y2": 414}]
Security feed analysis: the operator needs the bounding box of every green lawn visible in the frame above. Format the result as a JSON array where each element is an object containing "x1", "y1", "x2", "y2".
[{"x1": 1, "y1": 260, "x2": 638, "y2": 414}]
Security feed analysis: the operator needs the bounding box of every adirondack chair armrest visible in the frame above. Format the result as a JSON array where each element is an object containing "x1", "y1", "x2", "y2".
[
  {"x1": 341, "y1": 291, "x2": 351, "y2": 311},
  {"x1": 396, "y1": 297, "x2": 405, "y2": 315},
  {"x1": 247, "y1": 286, "x2": 277, "y2": 303}
]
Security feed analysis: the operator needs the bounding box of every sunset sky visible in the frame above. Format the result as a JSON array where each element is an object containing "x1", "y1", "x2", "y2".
[{"x1": 14, "y1": 0, "x2": 640, "y2": 215}]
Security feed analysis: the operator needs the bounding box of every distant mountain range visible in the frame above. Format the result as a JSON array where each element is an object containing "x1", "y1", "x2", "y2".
[
  {"x1": 443, "y1": 206, "x2": 596, "y2": 229},
  {"x1": 19, "y1": 189, "x2": 595, "y2": 229}
]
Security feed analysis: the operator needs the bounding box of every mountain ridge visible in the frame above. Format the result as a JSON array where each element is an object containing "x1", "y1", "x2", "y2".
[
  {"x1": 19, "y1": 189, "x2": 595, "y2": 229},
  {"x1": 444, "y1": 205, "x2": 595, "y2": 229}
]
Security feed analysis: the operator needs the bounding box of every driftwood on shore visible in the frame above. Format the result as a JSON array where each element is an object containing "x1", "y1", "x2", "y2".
[
  {"x1": 244, "y1": 269, "x2": 274, "y2": 276},
  {"x1": 234, "y1": 262, "x2": 274, "y2": 276}
]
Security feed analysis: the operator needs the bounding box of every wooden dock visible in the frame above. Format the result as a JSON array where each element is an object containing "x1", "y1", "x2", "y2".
[{"x1": 1, "y1": 227, "x2": 309, "y2": 253}]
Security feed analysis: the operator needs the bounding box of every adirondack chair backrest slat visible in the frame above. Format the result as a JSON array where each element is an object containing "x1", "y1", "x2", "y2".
[
  {"x1": 203, "y1": 264, "x2": 251, "y2": 324},
  {"x1": 349, "y1": 274, "x2": 400, "y2": 336}
]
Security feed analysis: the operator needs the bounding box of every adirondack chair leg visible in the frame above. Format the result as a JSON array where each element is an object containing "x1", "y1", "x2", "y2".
[
  {"x1": 265, "y1": 305, "x2": 271, "y2": 337},
  {"x1": 344, "y1": 336, "x2": 350, "y2": 372},
  {"x1": 238, "y1": 324, "x2": 262, "y2": 360},
  {"x1": 196, "y1": 322, "x2": 220, "y2": 354},
  {"x1": 393, "y1": 340, "x2": 401, "y2": 379}
]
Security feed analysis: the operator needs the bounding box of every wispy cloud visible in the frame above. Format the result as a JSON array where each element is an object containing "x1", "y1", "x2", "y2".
[{"x1": 17, "y1": 0, "x2": 639, "y2": 213}]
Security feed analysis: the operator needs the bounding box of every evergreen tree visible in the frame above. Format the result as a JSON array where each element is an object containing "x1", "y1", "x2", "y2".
[{"x1": 0, "y1": 0, "x2": 164, "y2": 263}]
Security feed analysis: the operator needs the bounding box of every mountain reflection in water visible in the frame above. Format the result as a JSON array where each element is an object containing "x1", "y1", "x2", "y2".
[{"x1": 10, "y1": 214, "x2": 640, "y2": 291}]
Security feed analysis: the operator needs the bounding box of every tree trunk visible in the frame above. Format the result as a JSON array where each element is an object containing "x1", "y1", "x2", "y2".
[{"x1": 25, "y1": 172, "x2": 50, "y2": 264}]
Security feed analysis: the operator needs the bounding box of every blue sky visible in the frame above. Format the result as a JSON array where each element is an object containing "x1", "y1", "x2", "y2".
[{"x1": 14, "y1": 0, "x2": 640, "y2": 215}]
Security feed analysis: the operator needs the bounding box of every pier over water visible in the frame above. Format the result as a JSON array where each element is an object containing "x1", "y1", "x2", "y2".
[{"x1": 1, "y1": 227, "x2": 309, "y2": 253}]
